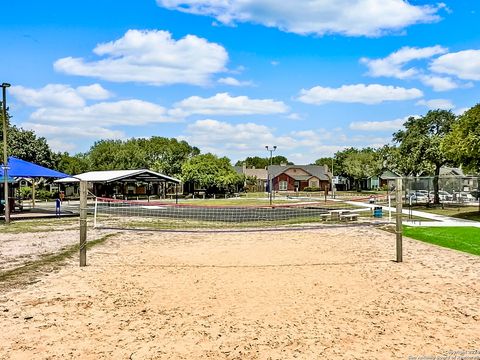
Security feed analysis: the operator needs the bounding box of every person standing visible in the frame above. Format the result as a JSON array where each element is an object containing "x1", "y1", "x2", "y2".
[{"x1": 55, "y1": 197, "x2": 61, "y2": 217}]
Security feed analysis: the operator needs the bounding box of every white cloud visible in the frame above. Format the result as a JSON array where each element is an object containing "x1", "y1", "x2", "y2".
[
  {"x1": 170, "y1": 92, "x2": 289, "y2": 117},
  {"x1": 76, "y1": 84, "x2": 113, "y2": 100},
  {"x1": 361, "y1": 45, "x2": 447, "y2": 79},
  {"x1": 54, "y1": 29, "x2": 228, "y2": 86},
  {"x1": 419, "y1": 75, "x2": 458, "y2": 91},
  {"x1": 286, "y1": 113, "x2": 302, "y2": 120},
  {"x1": 182, "y1": 119, "x2": 393, "y2": 162},
  {"x1": 360, "y1": 45, "x2": 468, "y2": 91},
  {"x1": 298, "y1": 84, "x2": 423, "y2": 105},
  {"x1": 22, "y1": 122, "x2": 124, "y2": 139},
  {"x1": 10, "y1": 83, "x2": 112, "y2": 108},
  {"x1": 454, "y1": 107, "x2": 470, "y2": 116},
  {"x1": 30, "y1": 99, "x2": 177, "y2": 125},
  {"x1": 46, "y1": 139, "x2": 77, "y2": 153},
  {"x1": 182, "y1": 119, "x2": 298, "y2": 153},
  {"x1": 218, "y1": 77, "x2": 254, "y2": 87},
  {"x1": 416, "y1": 98, "x2": 454, "y2": 110},
  {"x1": 350, "y1": 118, "x2": 403, "y2": 131},
  {"x1": 157, "y1": 0, "x2": 442, "y2": 37},
  {"x1": 349, "y1": 115, "x2": 418, "y2": 131},
  {"x1": 430, "y1": 49, "x2": 480, "y2": 81}
]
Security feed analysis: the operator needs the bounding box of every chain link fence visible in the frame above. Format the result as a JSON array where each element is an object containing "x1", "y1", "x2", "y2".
[{"x1": 403, "y1": 176, "x2": 479, "y2": 206}]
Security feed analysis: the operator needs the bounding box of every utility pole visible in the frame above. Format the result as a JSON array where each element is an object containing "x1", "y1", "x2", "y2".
[
  {"x1": 1, "y1": 83, "x2": 11, "y2": 224},
  {"x1": 265, "y1": 145, "x2": 277, "y2": 206}
]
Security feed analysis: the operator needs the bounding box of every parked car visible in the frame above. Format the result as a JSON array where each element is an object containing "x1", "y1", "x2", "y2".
[
  {"x1": 453, "y1": 191, "x2": 476, "y2": 202},
  {"x1": 429, "y1": 190, "x2": 453, "y2": 202},
  {"x1": 407, "y1": 191, "x2": 430, "y2": 203}
]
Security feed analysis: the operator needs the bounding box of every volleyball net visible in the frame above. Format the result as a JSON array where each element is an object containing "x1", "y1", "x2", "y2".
[{"x1": 92, "y1": 193, "x2": 396, "y2": 231}]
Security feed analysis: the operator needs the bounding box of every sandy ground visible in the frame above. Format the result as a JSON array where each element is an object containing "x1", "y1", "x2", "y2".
[
  {"x1": 0, "y1": 227, "x2": 111, "y2": 272},
  {"x1": 0, "y1": 226, "x2": 479, "y2": 359}
]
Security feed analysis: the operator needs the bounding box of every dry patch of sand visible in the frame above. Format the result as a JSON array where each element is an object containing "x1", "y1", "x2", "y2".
[{"x1": 0, "y1": 226, "x2": 479, "y2": 359}]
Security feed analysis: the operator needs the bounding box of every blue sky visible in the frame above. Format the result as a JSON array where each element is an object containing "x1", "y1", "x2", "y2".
[{"x1": 2, "y1": 0, "x2": 479, "y2": 164}]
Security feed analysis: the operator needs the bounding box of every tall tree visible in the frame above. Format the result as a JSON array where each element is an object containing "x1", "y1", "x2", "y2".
[
  {"x1": 86, "y1": 137, "x2": 199, "y2": 176},
  {"x1": 56, "y1": 152, "x2": 90, "y2": 175},
  {"x1": 393, "y1": 110, "x2": 457, "y2": 204},
  {"x1": 333, "y1": 147, "x2": 361, "y2": 177},
  {"x1": 182, "y1": 153, "x2": 243, "y2": 194},
  {"x1": 313, "y1": 157, "x2": 336, "y2": 173},
  {"x1": 88, "y1": 139, "x2": 148, "y2": 170},
  {"x1": 235, "y1": 155, "x2": 292, "y2": 168},
  {"x1": 148, "y1": 137, "x2": 200, "y2": 177},
  {"x1": 342, "y1": 148, "x2": 382, "y2": 189},
  {"x1": 443, "y1": 104, "x2": 480, "y2": 174},
  {"x1": 0, "y1": 111, "x2": 57, "y2": 168}
]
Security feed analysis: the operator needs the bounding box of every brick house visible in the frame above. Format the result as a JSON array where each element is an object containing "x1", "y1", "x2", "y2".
[{"x1": 268, "y1": 164, "x2": 332, "y2": 192}]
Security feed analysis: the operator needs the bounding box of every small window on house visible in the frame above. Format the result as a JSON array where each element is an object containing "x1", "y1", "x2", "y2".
[
  {"x1": 310, "y1": 180, "x2": 319, "y2": 188},
  {"x1": 279, "y1": 180, "x2": 288, "y2": 191}
]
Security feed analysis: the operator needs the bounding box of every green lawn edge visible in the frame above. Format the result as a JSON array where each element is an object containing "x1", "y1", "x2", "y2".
[{"x1": 403, "y1": 226, "x2": 480, "y2": 256}]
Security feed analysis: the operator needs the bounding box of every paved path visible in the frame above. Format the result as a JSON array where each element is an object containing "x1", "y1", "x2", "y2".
[{"x1": 341, "y1": 199, "x2": 480, "y2": 228}]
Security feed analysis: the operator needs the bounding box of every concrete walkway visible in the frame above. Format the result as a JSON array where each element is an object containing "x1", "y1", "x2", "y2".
[{"x1": 341, "y1": 199, "x2": 480, "y2": 228}]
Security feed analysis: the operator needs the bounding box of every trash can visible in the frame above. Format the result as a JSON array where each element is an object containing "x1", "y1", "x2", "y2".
[{"x1": 373, "y1": 206, "x2": 383, "y2": 218}]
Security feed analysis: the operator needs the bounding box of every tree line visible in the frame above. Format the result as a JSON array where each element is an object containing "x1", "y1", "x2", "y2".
[{"x1": 2, "y1": 104, "x2": 479, "y2": 197}]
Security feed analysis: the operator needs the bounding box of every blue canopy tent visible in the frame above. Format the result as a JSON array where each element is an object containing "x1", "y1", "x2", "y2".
[
  {"x1": 3, "y1": 156, "x2": 69, "y2": 178},
  {"x1": 0, "y1": 157, "x2": 69, "y2": 211}
]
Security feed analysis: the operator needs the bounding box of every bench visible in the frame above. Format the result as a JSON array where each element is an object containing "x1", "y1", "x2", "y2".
[
  {"x1": 340, "y1": 213, "x2": 359, "y2": 222},
  {"x1": 320, "y1": 213, "x2": 330, "y2": 221}
]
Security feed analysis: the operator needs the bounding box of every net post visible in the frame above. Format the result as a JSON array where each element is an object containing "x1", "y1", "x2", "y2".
[
  {"x1": 79, "y1": 181, "x2": 87, "y2": 267},
  {"x1": 93, "y1": 196, "x2": 98, "y2": 228},
  {"x1": 388, "y1": 194, "x2": 392, "y2": 222},
  {"x1": 395, "y1": 178, "x2": 403, "y2": 263}
]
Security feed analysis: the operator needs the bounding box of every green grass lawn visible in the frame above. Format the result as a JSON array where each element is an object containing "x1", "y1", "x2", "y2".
[{"x1": 403, "y1": 226, "x2": 480, "y2": 256}]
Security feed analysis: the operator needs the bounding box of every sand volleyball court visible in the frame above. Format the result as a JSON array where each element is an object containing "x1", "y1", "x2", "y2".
[{"x1": 0, "y1": 226, "x2": 479, "y2": 359}]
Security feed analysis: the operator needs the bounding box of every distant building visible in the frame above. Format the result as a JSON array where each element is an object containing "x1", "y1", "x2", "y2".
[
  {"x1": 268, "y1": 164, "x2": 332, "y2": 192},
  {"x1": 367, "y1": 169, "x2": 401, "y2": 190}
]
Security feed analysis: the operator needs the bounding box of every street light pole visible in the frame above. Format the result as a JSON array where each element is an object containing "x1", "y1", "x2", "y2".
[
  {"x1": 1, "y1": 83, "x2": 11, "y2": 224},
  {"x1": 265, "y1": 145, "x2": 276, "y2": 206}
]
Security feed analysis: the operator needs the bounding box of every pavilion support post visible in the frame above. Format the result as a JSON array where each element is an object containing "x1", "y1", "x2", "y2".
[{"x1": 31, "y1": 180, "x2": 36, "y2": 209}]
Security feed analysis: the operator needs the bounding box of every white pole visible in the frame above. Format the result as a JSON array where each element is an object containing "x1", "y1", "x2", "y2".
[
  {"x1": 388, "y1": 194, "x2": 391, "y2": 222},
  {"x1": 93, "y1": 196, "x2": 98, "y2": 228},
  {"x1": 332, "y1": 158, "x2": 335, "y2": 199}
]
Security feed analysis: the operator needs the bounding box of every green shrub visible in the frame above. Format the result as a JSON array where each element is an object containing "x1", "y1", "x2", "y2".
[
  {"x1": 19, "y1": 186, "x2": 32, "y2": 199},
  {"x1": 35, "y1": 189, "x2": 55, "y2": 200},
  {"x1": 303, "y1": 187, "x2": 322, "y2": 192}
]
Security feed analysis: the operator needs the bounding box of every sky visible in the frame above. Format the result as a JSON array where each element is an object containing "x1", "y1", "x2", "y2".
[{"x1": 1, "y1": 0, "x2": 479, "y2": 164}]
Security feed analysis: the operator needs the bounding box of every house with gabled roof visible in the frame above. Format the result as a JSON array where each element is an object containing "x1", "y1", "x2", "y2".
[
  {"x1": 367, "y1": 169, "x2": 401, "y2": 189},
  {"x1": 268, "y1": 164, "x2": 332, "y2": 192}
]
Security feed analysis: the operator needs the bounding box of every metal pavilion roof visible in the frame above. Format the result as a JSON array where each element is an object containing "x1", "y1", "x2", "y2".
[{"x1": 55, "y1": 169, "x2": 180, "y2": 184}]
